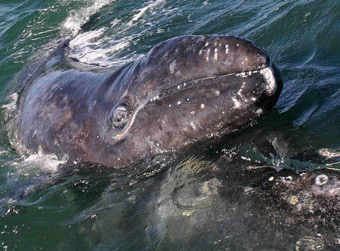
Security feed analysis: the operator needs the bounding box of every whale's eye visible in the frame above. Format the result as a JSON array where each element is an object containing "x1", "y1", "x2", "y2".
[{"x1": 110, "y1": 105, "x2": 129, "y2": 129}]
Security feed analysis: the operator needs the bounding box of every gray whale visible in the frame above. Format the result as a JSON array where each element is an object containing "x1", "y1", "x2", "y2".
[{"x1": 7, "y1": 35, "x2": 282, "y2": 168}]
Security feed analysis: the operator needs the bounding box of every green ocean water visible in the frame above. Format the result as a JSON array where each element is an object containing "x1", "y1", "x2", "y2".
[{"x1": 1, "y1": 0, "x2": 340, "y2": 250}]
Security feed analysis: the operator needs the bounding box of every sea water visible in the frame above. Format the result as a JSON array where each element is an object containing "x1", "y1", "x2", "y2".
[{"x1": 1, "y1": 0, "x2": 340, "y2": 249}]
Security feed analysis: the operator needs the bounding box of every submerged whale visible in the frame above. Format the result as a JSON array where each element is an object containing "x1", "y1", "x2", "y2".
[{"x1": 6, "y1": 35, "x2": 282, "y2": 168}]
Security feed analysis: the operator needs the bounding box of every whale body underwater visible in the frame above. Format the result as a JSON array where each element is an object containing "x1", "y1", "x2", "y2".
[{"x1": 6, "y1": 35, "x2": 282, "y2": 168}]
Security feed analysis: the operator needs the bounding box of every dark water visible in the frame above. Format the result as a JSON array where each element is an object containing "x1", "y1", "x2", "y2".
[{"x1": 1, "y1": 0, "x2": 340, "y2": 250}]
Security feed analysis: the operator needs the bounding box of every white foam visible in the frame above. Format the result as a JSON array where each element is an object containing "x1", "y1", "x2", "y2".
[
  {"x1": 66, "y1": 0, "x2": 170, "y2": 66},
  {"x1": 2, "y1": 93, "x2": 18, "y2": 114},
  {"x1": 110, "y1": 18, "x2": 120, "y2": 27},
  {"x1": 13, "y1": 151, "x2": 67, "y2": 173},
  {"x1": 127, "y1": 0, "x2": 165, "y2": 27},
  {"x1": 69, "y1": 27, "x2": 107, "y2": 47},
  {"x1": 63, "y1": 0, "x2": 116, "y2": 36},
  {"x1": 68, "y1": 30, "x2": 143, "y2": 66},
  {"x1": 0, "y1": 150, "x2": 9, "y2": 156},
  {"x1": 232, "y1": 97, "x2": 241, "y2": 109}
]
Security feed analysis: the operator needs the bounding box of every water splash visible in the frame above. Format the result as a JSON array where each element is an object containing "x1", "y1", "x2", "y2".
[
  {"x1": 68, "y1": 29, "x2": 143, "y2": 66},
  {"x1": 63, "y1": 0, "x2": 116, "y2": 36},
  {"x1": 127, "y1": 0, "x2": 165, "y2": 27},
  {"x1": 68, "y1": 33, "x2": 144, "y2": 66},
  {"x1": 15, "y1": 151, "x2": 66, "y2": 173},
  {"x1": 2, "y1": 93, "x2": 18, "y2": 117},
  {"x1": 66, "y1": 0, "x2": 167, "y2": 66}
]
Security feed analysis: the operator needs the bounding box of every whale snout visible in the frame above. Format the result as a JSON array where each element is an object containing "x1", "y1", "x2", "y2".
[
  {"x1": 192, "y1": 37, "x2": 282, "y2": 109},
  {"x1": 198, "y1": 35, "x2": 270, "y2": 74},
  {"x1": 141, "y1": 35, "x2": 282, "y2": 109},
  {"x1": 134, "y1": 35, "x2": 283, "y2": 147},
  {"x1": 192, "y1": 36, "x2": 282, "y2": 100},
  {"x1": 143, "y1": 35, "x2": 280, "y2": 99}
]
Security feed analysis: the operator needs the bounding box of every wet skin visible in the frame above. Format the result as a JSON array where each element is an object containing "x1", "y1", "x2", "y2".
[{"x1": 9, "y1": 35, "x2": 282, "y2": 168}]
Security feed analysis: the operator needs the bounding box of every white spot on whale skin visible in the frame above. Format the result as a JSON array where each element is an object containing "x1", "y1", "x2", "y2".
[
  {"x1": 206, "y1": 48, "x2": 211, "y2": 62},
  {"x1": 169, "y1": 60, "x2": 177, "y2": 74},
  {"x1": 190, "y1": 121, "x2": 197, "y2": 131},
  {"x1": 225, "y1": 44, "x2": 229, "y2": 55},
  {"x1": 232, "y1": 97, "x2": 241, "y2": 109},
  {"x1": 214, "y1": 48, "x2": 218, "y2": 60},
  {"x1": 260, "y1": 67, "x2": 276, "y2": 95},
  {"x1": 150, "y1": 95, "x2": 160, "y2": 102},
  {"x1": 236, "y1": 72, "x2": 247, "y2": 78},
  {"x1": 256, "y1": 108, "x2": 263, "y2": 116},
  {"x1": 200, "y1": 104, "x2": 205, "y2": 109},
  {"x1": 177, "y1": 100, "x2": 181, "y2": 105}
]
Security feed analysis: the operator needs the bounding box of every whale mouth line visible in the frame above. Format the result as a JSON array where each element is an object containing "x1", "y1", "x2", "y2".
[
  {"x1": 147, "y1": 65, "x2": 275, "y2": 105},
  {"x1": 113, "y1": 66, "x2": 275, "y2": 141}
]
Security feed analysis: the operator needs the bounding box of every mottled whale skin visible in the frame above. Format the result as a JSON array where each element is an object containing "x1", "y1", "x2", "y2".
[{"x1": 8, "y1": 35, "x2": 282, "y2": 168}]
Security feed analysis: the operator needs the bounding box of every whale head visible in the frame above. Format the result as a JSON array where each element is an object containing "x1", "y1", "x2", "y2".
[
  {"x1": 11, "y1": 35, "x2": 282, "y2": 168},
  {"x1": 101, "y1": 35, "x2": 283, "y2": 167}
]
